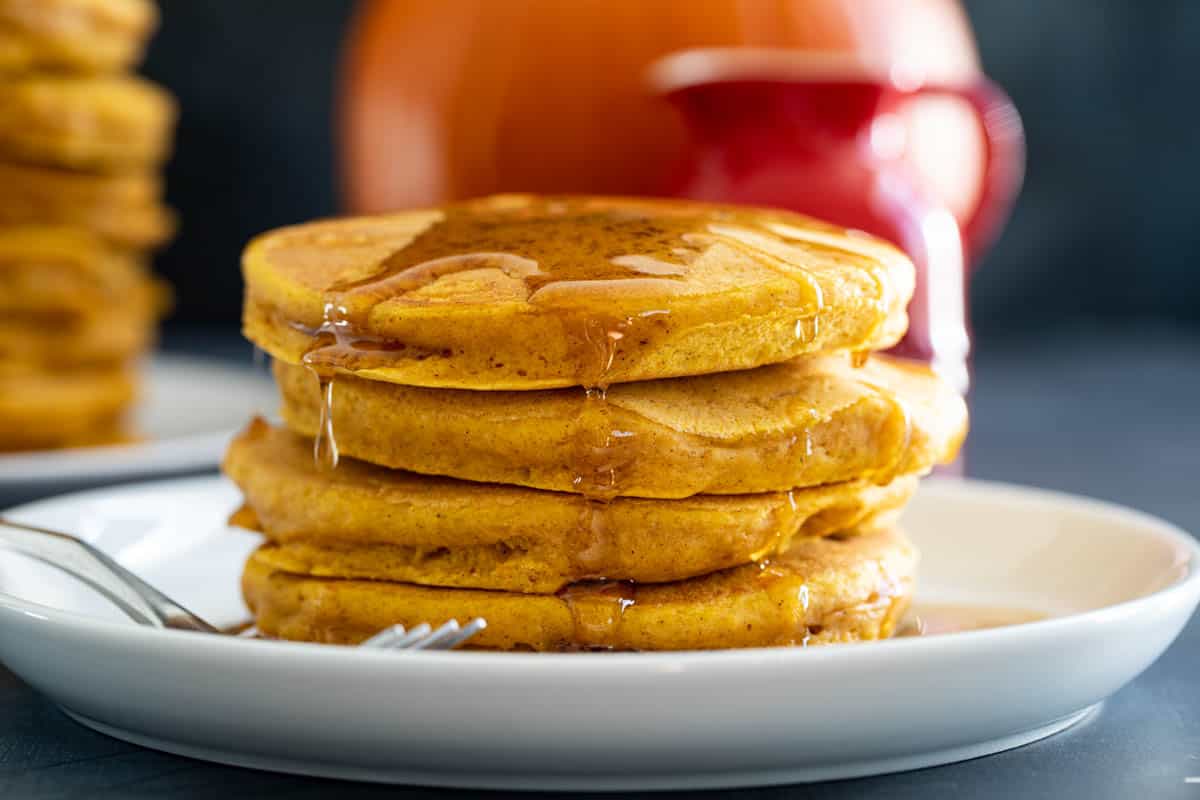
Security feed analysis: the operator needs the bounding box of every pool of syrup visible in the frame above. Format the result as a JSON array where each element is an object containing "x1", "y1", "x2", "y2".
[{"x1": 897, "y1": 603, "x2": 1048, "y2": 637}]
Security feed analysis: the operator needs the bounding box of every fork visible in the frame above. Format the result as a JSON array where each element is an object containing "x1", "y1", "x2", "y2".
[{"x1": 0, "y1": 517, "x2": 486, "y2": 651}]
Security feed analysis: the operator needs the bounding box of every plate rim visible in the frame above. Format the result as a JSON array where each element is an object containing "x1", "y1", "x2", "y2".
[
  {"x1": 1, "y1": 474, "x2": 1198, "y2": 673},
  {"x1": 55, "y1": 704, "x2": 1103, "y2": 790}
]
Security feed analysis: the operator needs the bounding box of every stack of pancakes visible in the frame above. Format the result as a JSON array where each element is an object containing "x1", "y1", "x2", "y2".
[
  {"x1": 0, "y1": 0, "x2": 174, "y2": 451},
  {"x1": 227, "y1": 195, "x2": 967, "y2": 651}
]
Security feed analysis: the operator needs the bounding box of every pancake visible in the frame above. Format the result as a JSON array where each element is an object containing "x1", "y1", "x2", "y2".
[
  {"x1": 0, "y1": 225, "x2": 154, "y2": 315},
  {"x1": 224, "y1": 419, "x2": 916, "y2": 593},
  {"x1": 243, "y1": 527, "x2": 916, "y2": 651},
  {"x1": 0, "y1": 417, "x2": 129, "y2": 452},
  {"x1": 0, "y1": 226, "x2": 165, "y2": 364},
  {"x1": 0, "y1": 310, "x2": 157, "y2": 368},
  {"x1": 0, "y1": 161, "x2": 174, "y2": 248},
  {"x1": 0, "y1": 0, "x2": 156, "y2": 74},
  {"x1": 0, "y1": 364, "x2": 135, "y2": 450},
  {"x1": 244, "y1": 194, "x2": 915, "y2": 389},
  {"x1": 0, "y1": 74, "x2": 175, "y2": 170},
  {"x1": 273, "y1": 352, "x2": 966, "y2": 499}
]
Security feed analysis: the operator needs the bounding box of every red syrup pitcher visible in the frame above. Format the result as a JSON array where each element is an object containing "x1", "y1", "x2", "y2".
[{"x1": 651, "y1": 49, "x2": 1024, "y2": 397}]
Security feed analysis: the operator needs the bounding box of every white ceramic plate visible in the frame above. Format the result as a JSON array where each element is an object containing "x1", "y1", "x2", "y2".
[
  {"x1": 0, "y1": 356, "x2": 276, "y2": 489},
  {"x1": 0, "y1": 477, "x2": 1196, "y2": 791}
]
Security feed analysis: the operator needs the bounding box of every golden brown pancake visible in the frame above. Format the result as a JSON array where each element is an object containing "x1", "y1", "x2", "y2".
[
  {"x1": 0, "y1": 310, "x2": 157, "y2": 369},
  {"x1": 244, "y1": 194, "x2": 915, "y2": 389},
  {"x1": 0, "y1": 75, "x2": 175, "y2": 170},
  {"x1": 0, "y1": 225, "x2": 154, "y2": 315},
  {"x1": 0, "y1": 418, "x2": 130, "y2": 452},
  {"x1": 0, "y1": 226, "x2": 165, "y2": 367},
  {"x1": 0, "y1": 161, "x2": 174, "y2": 249},
  {"x1": 224, "y1": 419, "x2": 916, "y2": 593},
  {"x1": 274, "y1": 352, "x2": 966, "y2": 499},
  {"x1": 0, "y1": 364, "x2": 135, "y2": 450},
  {"x1": 0, "y1": 0, "x2": 157, "y2": 74},
  {"x1": 243, "y1": 527, "x2": 916, "y2": 651}
]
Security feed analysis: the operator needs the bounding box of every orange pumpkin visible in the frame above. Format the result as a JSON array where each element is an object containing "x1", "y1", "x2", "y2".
[{"x1": 340, "y1": 0, "x2": 985, "y2": 220}]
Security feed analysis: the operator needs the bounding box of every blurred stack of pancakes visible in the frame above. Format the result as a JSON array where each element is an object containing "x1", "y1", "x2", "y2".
[
  {"x1": 0, "y1": 0, "x2": 174, "y2": 451},
  {"x1": 227, "y1": 194, "x2": 967, "y2": 651}
]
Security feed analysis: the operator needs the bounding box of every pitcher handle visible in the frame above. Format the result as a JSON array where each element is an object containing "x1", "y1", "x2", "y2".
[{"x1": 915, "y1": 78, "x2": 1025, "y2": 267}]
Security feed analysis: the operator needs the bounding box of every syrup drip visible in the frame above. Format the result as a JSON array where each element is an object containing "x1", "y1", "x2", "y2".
[
  {"x1": 313, "y1": 375, "x2": 339, "y2": 470},
  {"x1": 573, "y1": 498, "x2": 618, "y2": 577},
  {"x1": 763, "y1": 220, "x2": 896, "y2": 347},
  {"x1": 794, "y1": 315, "x2": 820, "y2": 343},
  {"x1": 562, "y1": 315, "x2": 639, "y2": 642},
  {"x1": 556, "y1": 580, "x2": 637, "y2": 650},
  {"x1": 755, "y1": 564, "x2": 814, "y2": 646},
  {"x1": 547, "y1": 259, "x2": 649, "y2": 645},
  {"x1": 860, "y1": 378, "x2": 914, "y2": 486},
  {"x1": 702, "y1": 223, "x2": 826, "y2": 343},
  {"x1": 562, "y1": 313, "x2": 630, "y2": 392},
  {"x1": 786, "y1": 427, "x2": 816, "y2": 467},
  {"x1": 571, "y1": 386, "x2": 636, "y2": 498},
  {"x1": 747, "y1": 489, "x2": 801, "y2": 563}
]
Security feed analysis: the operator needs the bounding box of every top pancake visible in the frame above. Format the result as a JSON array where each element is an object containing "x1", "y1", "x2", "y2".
[{"x1": 244, "y1": 194, "x2": 915, "y2": 389}]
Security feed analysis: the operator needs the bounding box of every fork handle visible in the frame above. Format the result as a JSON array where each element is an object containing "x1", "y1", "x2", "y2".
[{"x1": 0, "y1": 517, "x2": 218, "y2": 633}]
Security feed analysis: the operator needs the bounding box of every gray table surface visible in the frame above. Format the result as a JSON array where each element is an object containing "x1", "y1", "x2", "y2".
[{"x1": 2, "y1": 323, "x2": 1198, "y2": 799}]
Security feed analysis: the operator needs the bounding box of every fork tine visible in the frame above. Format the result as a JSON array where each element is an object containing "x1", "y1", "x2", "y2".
[
  {"x1": 359, "y1": 618, "x2": 486, "y2": 651},
  {"x1": 436, "y1": 617, "x2": 487, "y2": 650},
  {"x1": 407, "y1": 619, "x2": 462, "y2": 650},
  {"x1": 360, "y1": 623, "x2": 408, "y2": 648},
  {"x1": 386, "y1": 623, "x2": 433, "y2": 648}
]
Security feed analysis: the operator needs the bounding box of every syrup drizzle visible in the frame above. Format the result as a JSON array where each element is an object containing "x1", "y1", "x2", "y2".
[
  {"x1": 754, "y1": 564, "x2": 814, "y2": 646},
  {"x1": 556, "y1": 580, "x2": 638, "y2": 650},
  {"x1": 747, "y1": 489, "x2": 801, "y2": 563},
  {"x1": 313, "y1": 375, "x2": 339, "y2": 470},
  {"x1": 702, "y1": 222, "x2": 826, "y2": 344},
  {"x1": 860, "y1": 378, "x2": 914, "y2": 486},
  {"x1": 558, "y1": 308, "x2": 639, "y2": 648},
  {"x1": 763, "y1": 220, "x2": 897, "y2": 347}
]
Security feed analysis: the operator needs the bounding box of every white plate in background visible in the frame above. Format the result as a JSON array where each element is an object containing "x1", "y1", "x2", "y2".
[
  {"x1": 0, "y1": 477, "x2": 1196, "y2": 790},
  {"x1": 0, "y1": 356, "x2": 276, "y2": 490}
]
